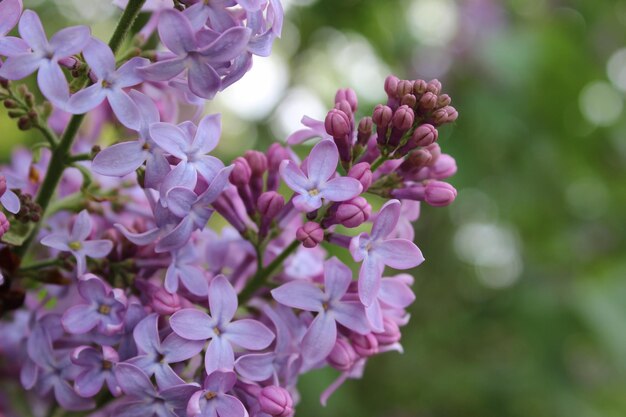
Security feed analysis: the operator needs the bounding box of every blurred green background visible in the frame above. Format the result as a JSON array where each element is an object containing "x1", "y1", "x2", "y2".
[{"x1": 6, "y1": 0, "x2": 626, "y2": 416}]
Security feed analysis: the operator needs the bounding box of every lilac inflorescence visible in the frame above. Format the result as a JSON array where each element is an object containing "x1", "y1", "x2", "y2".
[{"x1": 0, "y1": 0, "x2": 460, "y2": 416}]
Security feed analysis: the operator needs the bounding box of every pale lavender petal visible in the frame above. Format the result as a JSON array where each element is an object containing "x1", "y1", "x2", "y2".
[
  {"x1": 292, "y1": 192, "x2": 322, "y2": 212},
  {"x1": 92, "y1": 141, "x2": 148, "y2": 176},
  {"x1": 234, "y1": 353, "x2": 275, "y2": 382},
  {"x1": 115, "y1": 224, "x2": 160, "y2": 246},
  {"x1": 376, "y1": 239, "x2": 424, "y2": 269},
  {"x1": 139, "y1": 57, "x2": 186, "y2": 81},
  {"x1": 133, "y1": 314, "x2": 161, "y2": 355},
  {"x1": 271, "y1": 281, "x2": 324, "y2": 312},
  {"x1": 320, "y1": 177, "x2": 362, "y2": 202},
  {"x1": 74, "y1": 252, "x2": 87, "y2": 276},
  {"x1": 301, "y1": 312, "x2": 336, "y2": 364},
  {"x1": 0, "y1": 54, "x2": 40, "y2": 80},
  {"x1": 331, "y1": 302, "x2": 370, "y2": 335},
  {"x1": 75, "y1": 368, "x2": 105, "y2": 397},
  {"x1": 307, "y1": 140, "x2": 339, "y2": 184},
  {"x1": 279, "y1": 160, "x2": 310, "y2": 194},
  {"x1": 20, "y1": 359, "x2": 38, "y2": 390},
  {"x1": 115, "y1": 403, "x2": 154, "y2": 417},
  {"x1": 78, "y1": 275, "x2": 108, "y2": 301},
  {"x1": 179, "y1": 265, "x2": 209, "y2": 296},
  {"x1": 145, "y1": 151, "x2": 171, "y2": 189},
  {"x1": 107, "y1": 89, "x2": 141, "y2": 130},
  {"x1": 371, "y1": 199, "x2": 401, "y2": 241},
  {"x1": 378, "y1": 278, "x2": 416, "y2": 308},
  {"x1": 0, "y1": 37, "x2": 29, "y2": 56},
  {"x1": 194, "y1": 155, "x2": 224, "y2": 184},
  {"x1": 170, "y1": 308, "x2": 214, "y2": 341},
  {"x1": 215, "y1": 394, "x2": 247, "y2": 417},
  {"x1": 194, "y1": 114, "x2": 220, "y2": 153},
  {"x1": 150, "y1": 122, "x2": 190, "y2": 159},
  {"x1": 115, "y1": 57, "x2": 151, "y2": 88},
  {"x1": 41, "y1": 233, "x2": 70, "y2": 251},
  {"x1": 67, "y1": 83, "x2": 107, "y2": 114},
  {"x1": 0, "y1": 190, "x2": 21, "y2": 214},
  {"x1": 200, "y1": 27, "x2": 251, "y2": 62},
  {"x1": 115, "y1": 363, "x2": 157, "y2": 397},
  {"x1": 323, "y1": 257, "x2": 352, "y2": 301},
  {"x1": 154, "y1": 364, "x2": 185, "y2": 389},
  {"x1": 204, "y1": 370, "x2": 237, "y2": 395},
  {"x1": 81, "y1": 38, "x2": 115, "y2": 80},
  {"x1": 160, "y1": 384, "x2": 199, "y2": 410},
  {"x1": 70, "y1": 209, "x2": 92, "y2": 241},
  {"x1": 205, "y1": 336, "x2": 234, "y2": 374},
  {"x1": 38, "y1": 61, "x2": 70, "y2": 105},
  {"x1": 50, "y1": 25, "x2": 91, "y2": 59},
  {"x1": 358, "y1": 255, "x2": 384, "y2": 307},
  {"x1": 349, "y1": 233, "x2": 368, "y2": 263},
  {"x1": 187, "y1": 58, "x2": 221, "y2": 99},
  {"x1": 365, "y1": 299, "x2": 384, "y2": 332},
  {"x1": 208, "y1": 275, "x2": 237, "y2": 327},
  {"x1": 18, "y1": 10, "x2": 47, "y2": 51},
  {"x1": 196, "y1": 164, "x2": 233, "y2": 205},
  {"x1": 224, "y1": 319, "x2": 274, "y2": 350},
  {"x1": 162, "y1": 333, "x2": 205, "y2": 362},
  {"x1": 62, "y1": 305, "x2": 99, "y2": 334},
  {"x1": 158, "y1": 9, "x2": 197, "y2": 55},
  {"x1": 156, "y1": 215, "x2": 195, "y2": 252},
  {"x1": 0, "y1": 0, "x2": 22, "y2": 37},
  {"x1": 286, "y1": 128, "x2": 322, "y2": 145},
  {"x1": 81, "y1": 240, "x2": 114, "y2": 258},
  {"x1": 165, "y1": 187, "x2": 196, "y2": 218},
  {"x1": 54, "y1": 380, "x2": 94, "y2": 411},
  {"x1": 160, "y1": 162, "x2": 196, "y2": 195},
  {"x1": 165, "y1": 265, "x2": 179, "y2": 294}
]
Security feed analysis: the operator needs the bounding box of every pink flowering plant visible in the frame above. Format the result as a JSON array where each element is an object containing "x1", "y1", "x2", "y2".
[{"x1": 0, "y1": 0, "x2": 459, "y2": 415}]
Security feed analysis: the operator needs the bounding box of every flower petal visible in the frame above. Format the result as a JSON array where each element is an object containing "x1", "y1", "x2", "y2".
[
  {"x1": 107, "y1": 89, "x2": 141, "y2": 130},
  {"x1": 81, "y1": 240, "x2": 113, "y2": 258},
  {"x1": 307, "y1": 140, "x2": 339, "y2": 184},
  {"x1": 139, "y1": 57, "x2": 186, "y2": 81},
  {"x1": 271, "y1": 281, "x2": 324, "y2": 312},
  {"x1": 170, "y1": 308, "x2": 214, "y2": 341},
  {"x1": 358, "y1": 255, "x2": 384, "y2": 307},
  {"x1": 18, "y1": 10, "x2": 47, "y2": 51},
  {"x1": 50, "y1": 25, "x2": 91, "y2": 59},
  {"x1": 187, "y1": 58, "x2": 221, "y2": 99},
  {"x1": 234, "y1": 352, "x2": 275, "y2": 382},
  {"x1": 224, "y1": 319, "x2": 274, "y2": 350},
  {"x1": 0, "y1": 53, "x2": 40, "y2": 80},
  {"x1": 158, "y1": 9, "x2": 197, "y2": 55},
  {"x1": 301, "y1": 312, "x2": 336, "y2": 365},
  {"x1": 150, "y1": 122, "x2": 190, "y2": 159},
  {"x1": 208, "y1": 275, "x2": 238, "y2": 327},
  {"x1": 133, "y1": 314, "x2": 161, "y2": 355},
  {"x1": 323, "y1": 257, "x2": 352, "y2": 301},
  {"x1": 331, "y1": 301, "x2": 370, "y2": 335},
  {"x1": 194, "y1": 114, "x2": 221, "y2": 154},
  {"x1": 279, "y1": 160, "x2": 310, "y2": 194},
  {"x1": 371, "y1": 199, "x2": 401, "y2": 241},
  {"x1": 92, "y1": 141, "x2": 147, "y2": 177},
  {"x1": 320, "y1": 177, "x2": 362, "y2": 202},
  {"x1": 162, "y1": 333, "x2": 205, "y2": 363},
  {"x1": 67, "y1": 83, "x2": 107, "y2": 114},
  {"x1": 37, "y1": 60, "x2": 70, "y2": 106},
  {"x1": 0, "y1": 0, "x2": 22, "y2": 37},
  {"x1": 376, "y1": 239, "x2": 424, "y2": 269},
  {"x1": 204, "y1": 336, "x2": 234, "y2": 374}
]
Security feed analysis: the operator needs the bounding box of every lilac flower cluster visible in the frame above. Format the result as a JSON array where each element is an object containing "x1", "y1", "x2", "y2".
[{"x1": 0, "y1": 0, "x2": 459, "y2": 416}]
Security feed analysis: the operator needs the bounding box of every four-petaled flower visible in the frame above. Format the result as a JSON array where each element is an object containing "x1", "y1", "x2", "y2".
[
  {"x1": 271, "y1": 257, "x2": 371, "y2": 365},
  {"x1": 186, "y1": 371, "x2": 248, "y2": 417},
  {"x1": 349, "y1": 199, "x2": 425, "y2": 306},
  {"x1": 71, "y1": 345, "x2": 122, "y2": 398},
  {"x1": 280, "y1": 140, "x2": 362, "y2": 212},
  {"x1": 41, "y1": 209, "x2": 114, "y2": 276},
  {"x1": 170, "y1": 275, "x2": 275, "y2": 374}
]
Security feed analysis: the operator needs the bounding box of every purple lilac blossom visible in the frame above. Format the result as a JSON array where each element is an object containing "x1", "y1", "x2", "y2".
[
  {"x1": 71, "y1": 345, "x2": 122, "y2": 398},
  {"x1": 186, "y1": 370, "x2": 247, "y2": 417}
]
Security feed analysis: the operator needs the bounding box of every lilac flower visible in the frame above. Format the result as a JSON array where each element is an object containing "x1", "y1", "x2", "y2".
[
  {"x1": 128, "y1": 314, "x2": 205, "y2": 389},
  {"x1": 0, "y1": 10, "x2": 90, "y2": 106},
  {"x1": 114, "y1": 363, "x2": 198, "y2": 417},
  {"x1": 0, "y1": 171, "x2": 22, "y2": 214},
  {"x1": 271, "y1": 257, "x2": 370, "y2": 365},
  {"x1": 22, "y1": 316, "x2": 94, "y2": 410},
  {"x1": 156, "y1": 165, "x2": 233, "y2": 253},
  {"x1": 349, "y1": 200, "x2": 424, "y2": 306},
  {"x1": 139, "y1": 9, "x2": 251, "y2": 99},
  {"x1": 61, "y1": 274, "x2": 127, "y2": 335},
  {"x1": 165, "y1": 242, "x2": 210, "y2": 296},
  {"x1": 41, "y1": 210, "x2": 114, "y2": 275},
  {"x1": 186, "y1": 371, "x2": 247, "y2": 417},
  {"x1": 280, "y1": 140, "x2": 362, "y2": 212},
  {"x1": 286, "y1": 116, "x2": 332, "y2": 145},
  {"x1": 363, "y1": 275, "x2": 416, "y2": 332},
  {"x1": 71, "y1": 346, "x2": 122, "y2": 398},
  {"x1": 118, "y1": 303, "x2": 149, "y2": 360},
  {"x1": 170, "y1": 275, "x2": 275, "y2": 374},
  {"x1": 150, "y1": 114, "x2": 225, "y2": 192},
  {"x1": 0, "y1": 0, "x2": 22, "y2": 38},
  {"x1": 92, "y1": 90, "x2": 170, "y2": 189},
  {"x1": 67, "y1": 38, "x2": 150, "y2": 128}
]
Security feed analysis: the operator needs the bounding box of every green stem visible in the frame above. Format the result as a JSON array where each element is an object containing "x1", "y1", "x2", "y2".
[
  {"x1": 18, "y1": 258, "x2": 60, "y2": 272},
  {"x1": 13, "y1": 0, "x2": 146, "y2": 259},
  {"x1": 239, "y1": 240, "x2": 300, "y2": 303}
]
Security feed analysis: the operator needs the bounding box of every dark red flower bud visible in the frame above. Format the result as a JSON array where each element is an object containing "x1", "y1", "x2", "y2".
[
  {"x1": 0, "y1": 173, "x2": 6, "y2": 198},
  {"x1": 0, "y1": 212, "x2": 9, "y2": 238}
]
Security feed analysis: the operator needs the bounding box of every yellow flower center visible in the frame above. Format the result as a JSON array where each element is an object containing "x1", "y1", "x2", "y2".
[
  {"x1": 308, "y1": 188, "x2": 320, "y2": 196},
  {"x1": 98, "y1": 304, "x2": 111, "y2": 315},
  {"x1": 69, "y1": 241, "x2": 82, "y2": 250},
  {"x1": 205, "y1": 391, "x2": 217, "y2": 400}
]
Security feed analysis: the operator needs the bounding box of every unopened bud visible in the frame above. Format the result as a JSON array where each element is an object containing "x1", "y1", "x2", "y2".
[
  {"x1": 327, "y1": 338, "x2": 358, "y2": 371},
  {"x1": 357, "y1": 116, "x2": 373, "y2": 145},
  {"x1": 418, "y1": 92, "x2": 437, "y2": 111},
  {"x1": 0, "y1": 173, "x2": 6, "y2": 197},
  {"x1": 437, "y1": 94, "x2": 451, "y2": 108},
  {"x1": 267, "y1": 143, "x2": 290, "y2": 172},
  {"x1": 151, "y1": 287, "x2": 182, "y2": 315},
  {"x1": 413, "y1": 79, "x2": 427, "y2": 95},
  {"x1": 336, "y1": 197, "x2": 371, "y2": 228},
  {"x1": 424, "y1": 180, "x2": 457, "y2": 207},
  {"x1": 296, "y1": 222, "x2": 324, "y2": 248},
  {"x1": 412, "y1": 124, "x2": 438, "y2": 147},
  {"x1": 350, "y1": 333, "x2": 379, "y2": 357},
  {"x1": 426, "y1": 79, "x2": 442, "y2": 95},
  {"x1": 348, "y1": 162, "x2": 373, "y2": 191},
  {"x1": 430, "y1": 154, "x2": 457, "y2": 179},
  {"x1": 17, "y1": 116, "x2": 32, "y2": 130},
  {"x1": 396, "y1": 80, "x2": 414, "y2": 97},
  {"x1": 384, "y1": 75, "x2": 400, "y2": 98},
  {"x1": 444, "y1": 105, "x2": 458, "y2": 122},
  {"x1": 3, "y1": 99, "x2": 17, "y2": 109},
  {"x1": 259, "y1": 386, "x2": 294, "y2": 417},
  {"x1": 324, "y1": 109, "x2": 351, "y2": 138},
  {"x1": 0, "y1": 212, "x2": 9, "y2": 238},
  {"x1": 392, "y1": 105, "x2": 414, "y2": 131},
  {"x1": 335, "y1": 88, "x2": 358, "y2": 113},
  {"x1": 244, "y1": 150, "x2": 268, "y2": 176},
  {"x1": 400, "y1": 94, "x2": 417, "y2": 108},
  {"x1": 372, "y1": 104, "x2": 393, "y2": 128},
  {"x1": 257, "y1": 191, "x2": 285, "y2": 220},
  {"x1": 230, "y1": 157, "x2": 251, "y2": 187},
  {"x1": 375, "y1": 317, "x2": 401, "y2": 345}
]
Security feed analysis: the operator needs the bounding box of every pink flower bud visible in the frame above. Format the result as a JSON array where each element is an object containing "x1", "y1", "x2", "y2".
[
  {"x1": 357, "y1": 116, "x2": 373, "y2": 145},
  {"x1": 350, "y1": 333, "x2": 379, "y2": 357},
  {"x1": 151, "y1": 287, "x2": 182, "y2": 315},
  {"x1": 348, "y1": 162, "x2": 373, "y2": 191},
  {"x1": 412, "y1": 124, "x2": 438, "y2": 147},
  {"x1": 424, "y1": 181, "x2": 457, "y2": 207},
  {"x1": 437, "y1": 94, "x2": 451, "y2": 108},
  {"x1": 400, "y1": 94, "x2": 417, "y2": 108},
  {"x1": 399, "y1": 149, "x2": 432, "y2": 174},
  {"x1": 259, "y1": 386, "x2": 294, "y2": 417},
  {"x1": 267, "y1": 143, "x2": 290, "y2": 172},
  {"x1": 324, "y1": 109, "x2": 351, "y2": 138},
  {"x1": 327, "y1": 338, "x2": 358, "y2": 371},
  {"x1": 424, "y1": 143, "x2": 441, "y2": 164},
  {"x1": 396, "y1": 80, "x2": 414, "y2": 97},
  {"x1": 431, "y1": 108, "x2": 449, "y2": 125},
  {"x1": 444, "y1": 105, "x2": 458, "y2": 122},
  {"x1": 384, "y1": 75, "x2": 400, "y2": 98},
  {"x1": 336, "y1": 197, "x2": 371, "y2": 228},
  {"x1": 230, "y1": 157, "x2": 251, "y2": 186},
  {"x1": 0, "y1": 173, "x2": 6, "y2": 198},
  {"x1": 296, "y1": 222, "x2": 324, "y2": 248},
  {"x1": 372, "y1": 104, "x2": 393, "y2": 128},
  {"x1": 375, "y1": 317, "x2": 401, "y2": 345},
  {"x1": 430, "y1": 154, "x2": 457, "y2": 179},
  {"x1": 0, "y1": 212, "x2": 10, "y2": 238},
  {"x1": 426, "y1": 79, "x2": 442, "y2": 95},
  {"x1": 335, "y1": 88, "x2": 358, "y2": 113},
  {"x1": 257, "y1": 191, "x2": 285, "y2": 219},
  {"x1": 244, "y1": 150, "x2": 268, "y2": 176},
  {"x1": 392, "y1": 105, "x2": 414, "y2": 130},
  {"x1": 334, "y1": 100, "x2": 353, "y2": 119},
  {"x1": 413, "y1": 79, "x2": 427, "y2": 95},
  {"x1": 418, "y1": 92, "x2": 437, "y2": 111}
]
